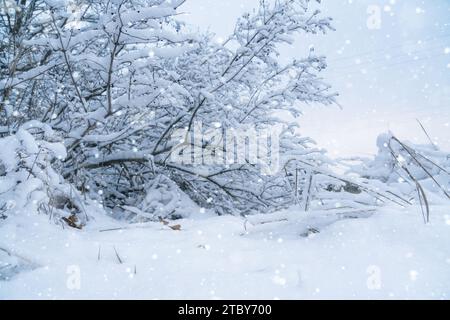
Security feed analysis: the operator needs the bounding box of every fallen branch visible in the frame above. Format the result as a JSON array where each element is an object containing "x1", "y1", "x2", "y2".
[{"x1": 113, "y1": 246, "x2": 123, "y2": 264}]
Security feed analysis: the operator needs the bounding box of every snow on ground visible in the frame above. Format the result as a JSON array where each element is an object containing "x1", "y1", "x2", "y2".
[{"x1": 1, "y1": 204, "x2": 449, "y2": 300}]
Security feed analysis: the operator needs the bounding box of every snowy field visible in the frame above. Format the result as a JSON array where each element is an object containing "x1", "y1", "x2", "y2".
[{"x1": 1, "y1": 204, "x2": 449, "y2": 300}]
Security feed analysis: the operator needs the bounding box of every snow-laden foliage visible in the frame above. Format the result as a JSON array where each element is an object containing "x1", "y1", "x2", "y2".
[
  {"x1": 0, "y1": 0, "x2": 398, "y2": 223},
  {"x1": 0, "y1": 121, "x2": 92, "y2": 227},
  {"x1": 348, "y1": 132, "x2": 450, "y2": 222}
]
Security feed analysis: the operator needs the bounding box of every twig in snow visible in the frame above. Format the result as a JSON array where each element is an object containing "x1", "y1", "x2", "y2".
[
  {"x1": 388, "y1": 141, "x2": 431, "y2": 223},
  {"x1": 416, "y1": 119, "x2": 438, "y2": 150},
  {"x1": 26, "y1": 148, "x2": 42, "y2": 180},
  {"x1": 391, "y1": 136, "x2": 450, "y2": 199},
  {"x1": 416, "y1": 182, "x2": 430, "y2": 224},
  {"x1": 303, "y1": 171, "x2": 313, "y2": 212},
  {"x1": 113, "y1": 246, "x2": 123, "y2": 264}
]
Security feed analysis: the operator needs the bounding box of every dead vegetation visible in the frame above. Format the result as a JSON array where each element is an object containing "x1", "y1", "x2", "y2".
[{"x1": 387, "y1": 134, "x2": 449, "y2": 223}]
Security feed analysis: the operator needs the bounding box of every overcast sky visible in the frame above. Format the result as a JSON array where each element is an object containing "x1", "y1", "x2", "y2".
[{"x1": 180, "y1": 0, "x2": 450, "y2": 157}]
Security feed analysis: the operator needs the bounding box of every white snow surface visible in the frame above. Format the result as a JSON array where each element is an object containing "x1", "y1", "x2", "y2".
[{"x1": 1, "y1": 205, "x2": 449, "y2": 300}]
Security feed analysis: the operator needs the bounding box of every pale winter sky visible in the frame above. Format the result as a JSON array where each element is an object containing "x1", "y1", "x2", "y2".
[{"x1": 180, "y1": 0, "x2": 450, "y2": 157}]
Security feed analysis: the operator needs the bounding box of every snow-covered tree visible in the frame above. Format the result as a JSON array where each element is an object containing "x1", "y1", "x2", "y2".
[
  {"x1": 2, "y1": 0, "x2": 393, "y2": 223},
  {"x1": 1, "y1": 0, "x2": 198, "y2": 220},
  {"x1": 113, "y1": 0, "x2": 340, "y2": 217}
]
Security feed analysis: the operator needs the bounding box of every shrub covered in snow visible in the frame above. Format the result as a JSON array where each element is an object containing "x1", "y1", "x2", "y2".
[
  {"x1": 0, "y1": 122, "x2": 89, "y2": 228},
  {"x1": 0, "y1": 0, "x2": 417, "y2": 224},
  {"x1": 0, "y1": 0, "x2": 348, "y2": 220}
]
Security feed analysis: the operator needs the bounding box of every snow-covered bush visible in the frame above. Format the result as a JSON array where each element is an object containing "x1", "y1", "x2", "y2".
[
  {"x1": 1, "y1": 0, "x2": 346, "y2": 219},
  {"x1": 113, "y1": 174, "x2": 199, "y2": 222},
  {"x1": 1, "y1": 0, "x2": 400, "y2": 223},
  {"x1": 0, "y1": 121, "x2": 89, "y2": 228}
]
